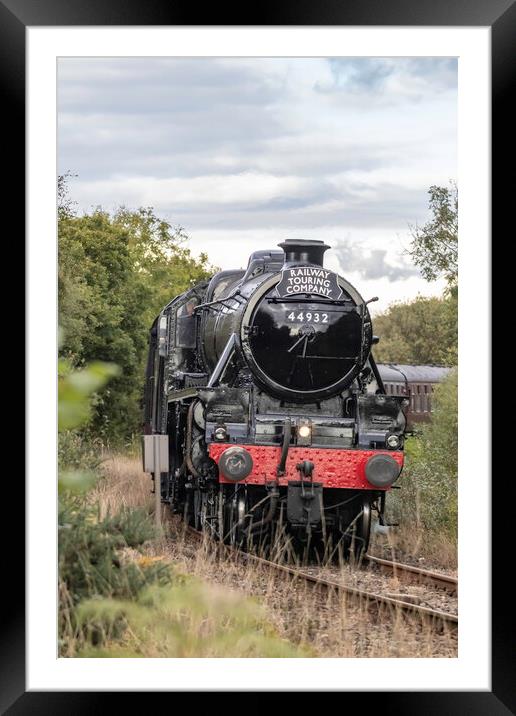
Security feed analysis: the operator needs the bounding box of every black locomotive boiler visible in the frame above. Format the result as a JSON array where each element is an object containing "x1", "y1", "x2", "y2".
[{"x1": 143, "y1": 240, "x2": 407, "y2": 555}]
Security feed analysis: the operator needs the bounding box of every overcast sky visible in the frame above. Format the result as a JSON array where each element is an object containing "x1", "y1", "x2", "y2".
[{"x1": 58, "y1": 57, "x2": 457, "y2": 312}]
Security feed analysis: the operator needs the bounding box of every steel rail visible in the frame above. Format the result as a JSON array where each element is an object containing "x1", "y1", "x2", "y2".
[
  {"x1": 363, "y1": 554, "x2": 458, "y2": 595},
  {"x1": 184, "y1": 526, "x2": 458, "y2": 631}
]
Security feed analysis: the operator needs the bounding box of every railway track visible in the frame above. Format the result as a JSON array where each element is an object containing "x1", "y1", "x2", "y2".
[
  {"x1": 184, "y1": 526, "x2": 458, "y2": 632},
  {"x1": 363, "y1": 553, "x2": 458, "y2": 595}
]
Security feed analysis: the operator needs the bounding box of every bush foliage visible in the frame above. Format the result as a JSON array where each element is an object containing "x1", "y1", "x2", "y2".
[
  {"x1": 372, "y1": 291, "x2": 457, "y2": 366},
  {"x1": 408, "y1": 182, "x2": 458, "y2": 287},
  {"x1": 388, "y1": 369, "x2": 458, "y2": 538},
  {"x1": 58, "y1": 335, "x2": 300, "y2": 658},
  {"x1": 58, "y1": 176, "x2": 214, "y2": 443},
  {"x1": 76, "y1": 579, "x2": 303, "y2": 658}
]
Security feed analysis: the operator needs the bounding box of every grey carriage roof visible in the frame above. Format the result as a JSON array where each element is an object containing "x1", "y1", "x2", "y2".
[{"x1": 376, "y1": 364, "x2": 453, "y2": 383}]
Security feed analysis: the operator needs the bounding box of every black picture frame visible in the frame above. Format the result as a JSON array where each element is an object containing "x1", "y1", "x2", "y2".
[{"x1": 5, "y1": 0, "x2": 510, "y2": 711}]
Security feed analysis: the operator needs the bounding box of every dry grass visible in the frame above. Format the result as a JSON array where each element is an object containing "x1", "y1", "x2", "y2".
[
  {"x1": 147, "y1": 520, "x2": 457, "y2": 658},
  {"x1": 369, "y1": 524, "x2": 457, "y2": 575},
  {"x1": 89, "y1": 453, "x2": 153, "y2": 518},
  {"x1": 74, "y1": 568, "x2": 304, "y2": 658},
  {"x1": 97, "y1": 455, "x2": 457, "y2": 658},
  {"x1": 96, "y1": 453, "x2": 457, "y2": 572}
]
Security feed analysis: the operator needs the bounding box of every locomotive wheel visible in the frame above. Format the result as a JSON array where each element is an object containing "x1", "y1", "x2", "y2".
[
  {"x1": 328, "y1": 495, "x2": 372, "y2": 562},
  {"x1": 224, "y1": 493, "x2": 248, "y2": 547}
]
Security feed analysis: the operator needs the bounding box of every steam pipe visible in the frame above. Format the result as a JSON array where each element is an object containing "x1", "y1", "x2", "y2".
[{"x1": 247, "y1": 489, "x2": 279, "y2": 534}]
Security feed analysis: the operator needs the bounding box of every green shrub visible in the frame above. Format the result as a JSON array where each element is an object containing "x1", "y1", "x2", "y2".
[
  {"x1": 58, "y1": 355, "x2": 120, "y2": 494},
  {"x1": 58, "y1": 430, "x2": 104, "y2": 473},
  {"x1": 387, "y1": 369, "x2": 458, "y2": 538},
  {"x1": 58, "y1": 189, "x2": 214, "y2": 443},
  {"x1": 58, "y1": 349, "x2": 301, "y2": 658},
  {"x1": 59, "y1": 503, "x2": 167, "y2": 601},
  {"x1": 76, "y1": 579, "x2": 305, "y2": 658},
  {"x1": 373, "y1": 292, "x2": 457, "y2": 366},
  {"x1": 58, "y1": 497, "x2": 172, "y2": 655}
]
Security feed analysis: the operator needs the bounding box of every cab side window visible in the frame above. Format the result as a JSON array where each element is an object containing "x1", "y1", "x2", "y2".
[{"x1": 176, "y1": 298, "x2": 199, "y2": 348}]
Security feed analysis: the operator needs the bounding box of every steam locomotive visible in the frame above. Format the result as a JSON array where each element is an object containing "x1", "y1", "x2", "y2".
[{"x1": 143, "y1": 240, "x2": 407, "y2": 556}]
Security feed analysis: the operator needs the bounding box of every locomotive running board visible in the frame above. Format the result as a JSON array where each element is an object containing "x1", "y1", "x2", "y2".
[{"x1": 167, "y1": 387, "x2": 201, "y2": 403}]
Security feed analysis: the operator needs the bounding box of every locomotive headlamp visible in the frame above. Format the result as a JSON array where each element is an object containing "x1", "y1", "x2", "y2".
[
  {"x1": 297, "y1": 420, "x2": 312, "y2": 446},
  {"x1": 365, "y1": 454, "x2": 401, "y2": 488},
  {"x1": 214, "y1": 426, "x2": 227, "y2": 441},
  {"x1": 386, "y1": 434, "x2": 400, "y2": 449},
  {"x1": 219, "y1": 447, "x2": 253, "y2": 482}
]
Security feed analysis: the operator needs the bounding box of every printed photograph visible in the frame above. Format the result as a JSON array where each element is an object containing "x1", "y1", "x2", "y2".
[{"x1": 58, "y1": 57, "x2": 458, "y2": 658}]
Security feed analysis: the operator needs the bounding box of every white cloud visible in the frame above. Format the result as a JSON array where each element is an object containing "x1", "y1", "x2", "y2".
[
  {"x1": 74, "y1": 172, "x2": 320, "y2": 208},
  {"x1": 58, "y1": 57, "x2": 457, "y2": 305}
]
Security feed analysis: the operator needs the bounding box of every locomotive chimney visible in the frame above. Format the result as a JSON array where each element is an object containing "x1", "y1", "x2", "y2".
[{"x1": 278, "y1": 239, "x2": 330, "y2": 267}]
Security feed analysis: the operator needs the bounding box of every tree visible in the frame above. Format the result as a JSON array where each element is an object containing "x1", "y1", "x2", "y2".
[
  {"x1": 408, "y1": 183, "x2": 458, "y2": 287},
  {"x1": 373, "y1": 183, "x2": 459, "y2": 367},
  {"x1": 112, "y1": 207, "x2": 212, "y2": 330},
  {"x1": 58, "y1": 171, "x2": 78, "y2": 219},
  {"x1": 58, "y1": 176, "x2": 214, "y2": 441},
  {"x1": 372, "y1": 293, "x2": 457, "y2": 366}
]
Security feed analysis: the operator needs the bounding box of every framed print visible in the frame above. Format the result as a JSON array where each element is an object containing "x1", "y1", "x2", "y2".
[{"x1": 3, "y1": 0, "x2": 511, "y2": 710}]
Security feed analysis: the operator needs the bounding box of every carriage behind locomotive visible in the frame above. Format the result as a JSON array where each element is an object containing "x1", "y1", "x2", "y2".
[{"x1": 143, "y1": 240, "x2": 408, "y2": 554}]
